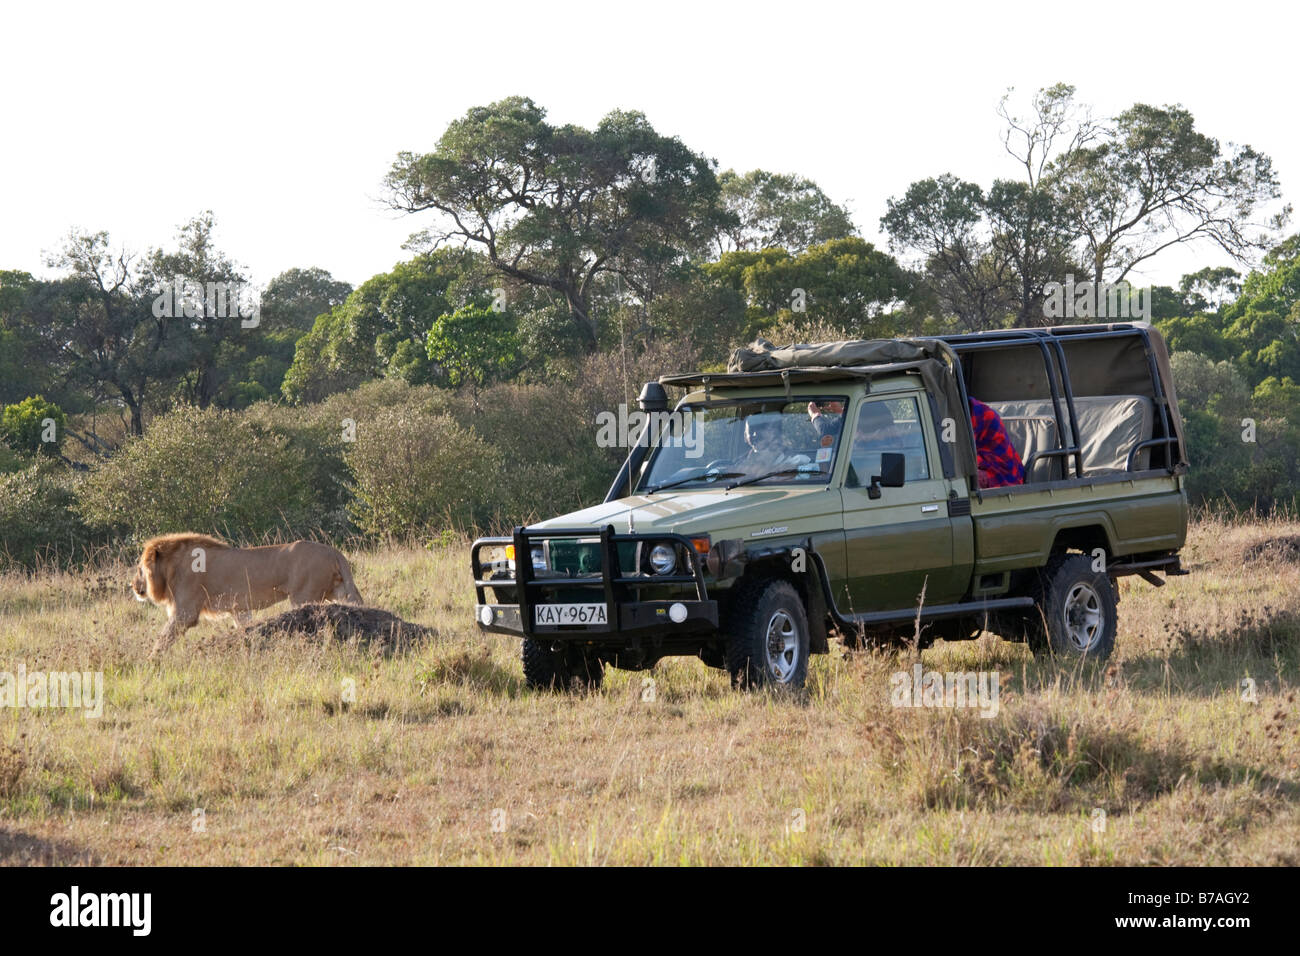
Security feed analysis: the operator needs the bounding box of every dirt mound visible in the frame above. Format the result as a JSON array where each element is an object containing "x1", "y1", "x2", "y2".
[
  {"x1": 1242, "y1": 535, "x2": 1300, "y2": 563},
  {"x1": 245, "y1": 603, "x2": 434, "y2": 652}
]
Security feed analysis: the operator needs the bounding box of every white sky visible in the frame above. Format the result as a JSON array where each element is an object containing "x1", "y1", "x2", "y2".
[{"x1": 2, "y1": 0, "x2": 1295, "y2": 291}]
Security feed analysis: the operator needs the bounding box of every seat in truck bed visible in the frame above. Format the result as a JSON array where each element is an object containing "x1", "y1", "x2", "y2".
[{"x1": 986, "y1": 395, "x2": 1155, "y2": 482}]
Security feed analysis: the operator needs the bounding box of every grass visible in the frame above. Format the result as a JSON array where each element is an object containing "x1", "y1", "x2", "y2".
[{"x1": 0, "y1": 515, "x2": 1297, "y2": 865}]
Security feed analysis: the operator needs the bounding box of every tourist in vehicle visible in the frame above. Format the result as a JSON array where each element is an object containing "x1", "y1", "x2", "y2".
[
  {"x1": 807, "y1": 400, "x2": 845, "y2": 439},
  {"x1": 969, "y1": 396, "x2": 1025, "y2": 488}
]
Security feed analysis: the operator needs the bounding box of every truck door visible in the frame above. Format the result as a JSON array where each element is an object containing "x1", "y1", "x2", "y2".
[{"x1": 839, "y1": 394, "x2": 966, "y2": 612}]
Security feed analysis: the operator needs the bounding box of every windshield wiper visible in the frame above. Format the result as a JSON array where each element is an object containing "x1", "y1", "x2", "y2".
[
  {"x1": 644, "y1": 471, "x2": 745, "y2": 494},
  {"x1": 725, "y1": 467, "x2": 805, "y2": 490}
]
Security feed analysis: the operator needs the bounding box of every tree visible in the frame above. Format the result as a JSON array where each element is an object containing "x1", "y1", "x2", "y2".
[
  {"x1": 714, "y1": 169, "x2": 855, "y2": 255},
  {"x1": 384, "y1": 97, "x2": 726, "y2": 351},
  {"x1": 260, "y1": 267, "x2": 352, "y2": 334},
  {"x1": 44, "y1": 231, "x2": 177, "y2": 436},
  {"x1": 140, "y1": 211, "x2": 250, "y2": 410},
  {"x1": 705, "y1": 237, "x2": 915, "y2": 339},
  {"x1": 0, "y1": 271, "x2": 52, "y2": 406},
  {"x1": 1051, "y1": 102, "x2": 1290, "y2": 286},
  {"x1": 884, "y1": 85, "x2": 1289, "y2": 330},
  {"x1": 1220, "y1": 234, "x2": 1300, "y2": 385},
  {"x1": 985, "y1": 179, "x2": 1079, "y2": 326},
  {"x1": 282, "y1": 248, "x2": 485, "y2": 402},
  {"x1": 881, "y1": 175, "x2": 1017, "y2": 330},
  {"x1": 425, "y1": 304, "x2": 522, "y2": 392},
  {"x1": 215, "y1": 267, "x2": 354, "y2": 409},
  {"x1": 1179, "y1": 266, "x2": 1242, "y2": 313},
  {"x1": 281, "y1": 307, "x2": 371, "y2": 404},
  {"x1": 1, "y1": 396, "x2": 66, "y2": 457}
]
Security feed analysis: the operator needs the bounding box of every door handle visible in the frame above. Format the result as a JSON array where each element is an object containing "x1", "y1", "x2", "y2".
[{"x1": 921, "y1": 504, "x2": 939, "y2": 513}]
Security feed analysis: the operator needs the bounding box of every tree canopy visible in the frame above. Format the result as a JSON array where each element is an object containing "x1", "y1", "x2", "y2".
[{"x1": 384, "y1": 97, "x2": 727, "y2": 351}]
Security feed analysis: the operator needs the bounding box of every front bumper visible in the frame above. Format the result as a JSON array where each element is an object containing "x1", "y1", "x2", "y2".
[{"x1": 471, "y1": 525, "x2": 719, "y2": 642}]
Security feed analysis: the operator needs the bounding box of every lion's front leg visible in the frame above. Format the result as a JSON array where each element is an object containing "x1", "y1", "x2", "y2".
[
  {"x1": 149, "y1": 620, "x2": 179, "y2": 659},
  {"x1": 149, "y1": 609, "x2": 196, "y2": 658}
]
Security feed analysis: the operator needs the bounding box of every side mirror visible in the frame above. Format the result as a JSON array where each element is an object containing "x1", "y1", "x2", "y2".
[{"x1": 868, "y1": 452, "x2": 906, "y2": 499}]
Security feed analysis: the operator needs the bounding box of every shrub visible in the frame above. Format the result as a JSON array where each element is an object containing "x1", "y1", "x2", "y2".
[
  {"x1": 0, "y1": 463, "x2": 94, "y2": 570},
  {"x1": 239, "y1": 401, "x2": 353, "y2": 538},
  {"x1": 1, "y1": 395, "x2": 66, "y2": 457},
  {"x1": 344, "y1": 406, "x2": 503, "y2": 539},
  {"x1": 76, "y1": 405, "x2": 328, "y2": 543},
  {"x1": 443, "y1": 384, "x2": 615, "y2": 521},
  {"x1": 0, "y1": 444, "x2": 27, "y2": 474}
]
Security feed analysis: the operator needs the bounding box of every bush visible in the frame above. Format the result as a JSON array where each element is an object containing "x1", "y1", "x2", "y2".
[
  {"x1": 0, "y1": 443, "x2": 27, "y2": 474},
  {"x1": 0, "y1": 463, "x2": 94, "y2": 570},
  {"x1": 1, "y1": 395, "x2": 66, "y2": 457},
  {"x1": 239, "y1": 400, "x2": 353, "y2": 538},
  {"x1": 77, "y1": 405, "x2": 330, "y2": 543},
  {"x1": 1171, "y1": 351, "x2": 1300, "y2": 512},
  {"x1": 344, "y1": 406, "x2": 503, "y2": 539},
  {"x1": 441, "y1": 384, "x2": 615, "y2": 521},
  {"x1": 309, "y1": 377, "x2": 449, "y2": 429}
]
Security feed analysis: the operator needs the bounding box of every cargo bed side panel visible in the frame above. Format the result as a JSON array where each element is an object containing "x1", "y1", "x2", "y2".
[{"x1": 970, "y1": 474, "x2": 1187, "y2": 574}]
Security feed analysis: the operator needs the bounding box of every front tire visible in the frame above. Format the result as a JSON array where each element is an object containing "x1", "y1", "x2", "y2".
[
  {"x1": 521, "y1": 638, "x2": 604, "y2": 691},
  {"x1": 726, "y1": 579, "x2": 810, "y2": 689},
  {"x1": 1028, "y1": 554, "x2": 1117, "y2": 660}
]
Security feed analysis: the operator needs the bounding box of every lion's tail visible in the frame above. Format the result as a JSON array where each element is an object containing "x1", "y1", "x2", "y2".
[{"x1": 336, "y1": 553, "x2": 363, "y2": 605}]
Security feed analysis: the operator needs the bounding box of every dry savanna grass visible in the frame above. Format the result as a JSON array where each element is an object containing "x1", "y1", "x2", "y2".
[{"x1": 0, "y1": 516, "x2": 1297, "y2": 865}]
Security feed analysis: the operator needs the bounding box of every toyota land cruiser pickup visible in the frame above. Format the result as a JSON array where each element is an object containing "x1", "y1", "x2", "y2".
[{"x1": 471, "y1": 324, "x2": 1190, "y2": 690}]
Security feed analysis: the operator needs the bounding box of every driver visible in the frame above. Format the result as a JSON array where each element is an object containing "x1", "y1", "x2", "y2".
[{"x1": 741, "y1": 412, "x2": 809, "y2": 472}]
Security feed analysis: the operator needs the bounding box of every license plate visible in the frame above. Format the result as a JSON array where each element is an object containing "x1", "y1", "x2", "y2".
[{"x1": 534, "y1": 603, "x2": 608, "y2": 626}]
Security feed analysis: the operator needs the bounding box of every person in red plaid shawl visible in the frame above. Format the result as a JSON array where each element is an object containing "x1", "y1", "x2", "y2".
[{"x1": 969, "y1": 397, "x2": 1025, "y2": 488}]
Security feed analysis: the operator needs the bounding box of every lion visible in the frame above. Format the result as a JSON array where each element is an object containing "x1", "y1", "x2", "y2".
[{"x1": 131, "y1": 533, "x2": 364, "y2": 657}]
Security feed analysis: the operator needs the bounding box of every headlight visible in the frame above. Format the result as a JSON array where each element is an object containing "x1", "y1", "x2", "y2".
[
  {"x1": 648, "y1": 543, "x2": 676, "y2": 575},
  {"x1": 530, "y1": 546, "x2": 547, "y2": 571}
]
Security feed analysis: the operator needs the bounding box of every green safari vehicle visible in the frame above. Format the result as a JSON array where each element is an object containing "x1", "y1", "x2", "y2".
[{"x1": 471, "y1": 323, "x2": 1190, "y2": 690}]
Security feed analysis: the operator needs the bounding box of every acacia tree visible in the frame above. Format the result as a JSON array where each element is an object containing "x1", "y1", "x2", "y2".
[
  {"x1": 884, "y1": 84, "x2": 1289, "y2": 330},
  {"x1": 1050, "y1": 101, "x2": 1290, "y2": 286},
  {"x1": 881, "y1": 175, "x2": 1018, "y2": 331},
  {"x1": 140, "y1": 212, "x2": 249, "y2": 409},
  {"x1": 384, "y1": 97, "x2": 726, "y2": 352},
  {"x1": 43, "y1": 231, "x2": 176, "y2": 436},
  {"x1": 714, "y1": 169, "x2": 856, "y2": 255}
]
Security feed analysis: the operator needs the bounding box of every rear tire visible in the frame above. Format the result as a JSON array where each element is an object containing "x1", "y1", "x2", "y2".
[
  {"x1": 522, "y1": 638, "x2": 604, "y2": 691},
  {"x1": 1027, "y1": 554, "x2": 1117, "y2": 660},
  {"x1": 726, "y1": 579, "x2": 810, "y2": 690}
]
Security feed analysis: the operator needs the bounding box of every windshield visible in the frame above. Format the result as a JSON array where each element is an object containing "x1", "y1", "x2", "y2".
[{"x1": 636, "y1": 396, "x2": 849, "y2": 493}]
